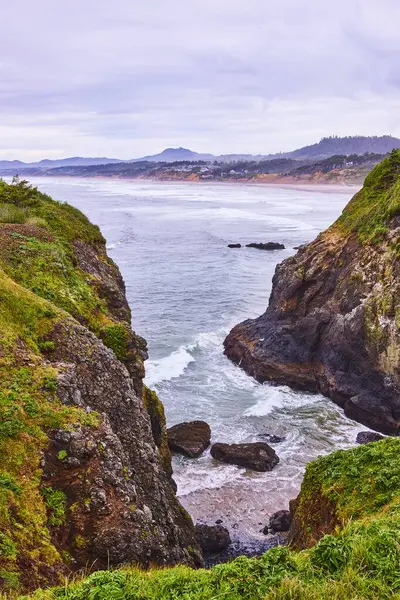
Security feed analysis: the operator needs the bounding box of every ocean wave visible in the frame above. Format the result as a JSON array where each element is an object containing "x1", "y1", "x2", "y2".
[
  {"x1": 145, "y1": 346, "x2": 195, "y2": 387},
  {"x1": 243, "y1": 385, "x2": 313, "y2": 417},
  {"x1": 145, "y1": 328, "x2": 228, "y2": 387}
]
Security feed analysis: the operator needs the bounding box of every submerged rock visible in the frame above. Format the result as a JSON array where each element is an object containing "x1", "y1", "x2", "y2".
[
  {"x1": 210, "y1": 442, "x2": 279, "y2": 471},
  {"x1": 246, "y1": 242, "x2": 285, "y2": 250},
  {"x1": 167, "y1": 420, "x2": 211, "y2": 458},
  {"x1": 227, "y1": 243, "x2": 242, "y2": 248},
  {"x1": 356, "y1": 431, "x2": 385, "y2": 444},
  {"x1": 225, "y1": 152, "x2": 400, "y2": 435},
  {"x1": 195, "y1": 523, "x2": 231, "y2": 553},
  {"x1": 258, "y1": 433, "x2": 286, "y2": 443}
]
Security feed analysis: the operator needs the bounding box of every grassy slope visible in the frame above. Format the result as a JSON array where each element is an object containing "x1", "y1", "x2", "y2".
[
  {"x1": 334, "y1": 148, "x2": 400, "y2": 243},
  {"x1": 0, "y1": 178, "x2": 138, "y2": 592}
]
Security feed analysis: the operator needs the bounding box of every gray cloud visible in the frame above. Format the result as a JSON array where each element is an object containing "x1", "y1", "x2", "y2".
[{"x1": 1, "y1": 0, "x2": 399, "y2": 159}]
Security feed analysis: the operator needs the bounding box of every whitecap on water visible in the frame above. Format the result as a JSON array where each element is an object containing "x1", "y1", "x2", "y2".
[
  {"x1": 145, "y1": 346, "x2": 195, "y2": 386},
  {"x1": 244, "y1": 385, "x2": 317, "y2": 417}
]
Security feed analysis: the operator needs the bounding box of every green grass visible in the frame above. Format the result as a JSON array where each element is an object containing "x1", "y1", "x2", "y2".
[
  {"x1": 299, "y1": 436, "x2": 400, "y2": 521},
  {"x1": 335, "y1": 149, "x2": 400, "y2": 243}
]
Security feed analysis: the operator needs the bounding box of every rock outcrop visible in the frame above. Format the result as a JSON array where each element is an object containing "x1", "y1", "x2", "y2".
[
  {"x1": 246, "y1": 242, "x2": 285, "y2": 250},
  {"x1": 356, "y1": 431, "x2": 384, "y2": 445},
  {"x1": 266, "y1": 510, "x2": 292, "y2": 533},
  {"x1": 225, "y1": 152, "x2": 400, "y2": 435},
  {"x1": 210, "y1": 442, "x2": 279, "y2": 471},
  {"x1": 0, "y1": 178, "x2": 201, "y2": 594}
]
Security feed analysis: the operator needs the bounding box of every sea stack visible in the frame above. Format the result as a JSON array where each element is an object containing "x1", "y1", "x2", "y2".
[{"x1": 224, "y1": 151, "x2": 400, "y2": 435}]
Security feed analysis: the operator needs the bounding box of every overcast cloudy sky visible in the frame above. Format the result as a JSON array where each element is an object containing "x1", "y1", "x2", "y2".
[{"x1": 1, "y1": 0, "x2": 399, "y2": 160}]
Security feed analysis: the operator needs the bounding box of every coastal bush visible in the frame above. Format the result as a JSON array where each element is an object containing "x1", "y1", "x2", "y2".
[
  {"x1": 101, "y1": 324, "x2": 127, "y2": 360},
  {"x1": 0, "y1": 204, "x2": 28, "y2": 224}
]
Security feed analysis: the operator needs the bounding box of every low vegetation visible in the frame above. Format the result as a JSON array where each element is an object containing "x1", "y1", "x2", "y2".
[{"x1": 335, "y1": 149, "x2": 400, "y2": 243}]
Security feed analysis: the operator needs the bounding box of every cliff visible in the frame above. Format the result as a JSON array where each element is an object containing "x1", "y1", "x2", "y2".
[
  {"x1": 0, "y1": 178, "x2": 201, "y2": 595},
  {"x1": 224, "y1": 151, "x2": 400, "y2": 435}
]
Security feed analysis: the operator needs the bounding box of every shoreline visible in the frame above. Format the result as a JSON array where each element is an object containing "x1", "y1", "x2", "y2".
[{"x1": 26, "y1": 173, "x2": 362, "y2": 193}]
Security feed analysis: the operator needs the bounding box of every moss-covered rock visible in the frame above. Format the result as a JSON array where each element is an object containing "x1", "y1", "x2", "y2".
[
  {"x1": 0, "y1": 178, "x2": 201, "y2": 595},
  {"x1": 288, "y1": 436, "x2": 400, "y2": 549},
  {"x1": 143, "y1": 386, "x2": 172, "y2": 476}
]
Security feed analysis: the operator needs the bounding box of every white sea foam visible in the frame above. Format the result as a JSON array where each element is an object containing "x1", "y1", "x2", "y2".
[
  {"x1": 244, "y1": 385, "x2": 314, "y2": 417},
  {"x1": 175, "y1": 459, "x2": 247, "y2": 496},
  {"x1": 145, "y1": 346, "x2": 195, "y2": 386}
]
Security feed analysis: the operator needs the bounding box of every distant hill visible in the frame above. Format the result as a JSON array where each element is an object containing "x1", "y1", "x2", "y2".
[
  {"x1": 131, "y1": 147, "x2": 216, "y2": 162},
  {"x1": 2, "y1": 137, "x2": 400, "y2": 175},
  {"x1": 132, "y1": 137, "x2": 400, "y2": 163},
  {"x1": 0, "y1": 156, "x2": 121, "y2": 171},
  {"x1": 288, "y1": 135, "x2": 400, "y2": 160}
]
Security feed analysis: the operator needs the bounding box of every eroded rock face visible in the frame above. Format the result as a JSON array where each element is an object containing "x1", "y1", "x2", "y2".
[
  {"x1": 44, "y1": 318, "x2": 202, "y2": 570},
  {"x1": 167, "y1": 421, "x2": 211, "y2": 458},
  {"x1": 225, "y1": 156, "x2": 400, "y2": 435},
  {"x1": 210, "y1": 442, "x2": 279, "y2": 472}
]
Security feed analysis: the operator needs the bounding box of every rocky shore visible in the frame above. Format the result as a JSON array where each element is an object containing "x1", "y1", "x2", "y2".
[{"x1": 225, "y1": 151, "x2": 400, "y2": 435}]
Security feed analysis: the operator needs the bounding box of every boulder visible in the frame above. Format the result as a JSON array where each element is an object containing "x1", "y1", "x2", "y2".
[
  {"x1": 210, "y1": 442, "x2": 279, "y2": 472},
  {"x1": 246, "y1": 242, "x2": 285, "y2": 251},
  {"x1": 356, "y1": 431, "x2": 385, "y2": 444},
  {"x1": 227, "y1": 243, "x2": 241, "y2": 248},
  {"x1": 167, "y1": 420, "x2": 211, "y2": 458},
  {"x1": 195, "y1": 523, "x2": 231, "y2": 553},
  {"x1": 266, "y1": 510, "x2": 292, "y2": 533}
]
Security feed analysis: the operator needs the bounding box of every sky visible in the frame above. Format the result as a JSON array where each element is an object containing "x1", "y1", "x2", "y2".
[{"x1": 1, "y1": 0, "x2": 400, "y2": 161}]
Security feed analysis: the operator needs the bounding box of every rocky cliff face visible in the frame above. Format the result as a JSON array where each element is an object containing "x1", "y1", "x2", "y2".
[
  {"x1": 225, "y1": 151, "x2": 400, "y2": 435},
  {"x1": 0, "y1": 179, "x2": 201, "y2": 594}
]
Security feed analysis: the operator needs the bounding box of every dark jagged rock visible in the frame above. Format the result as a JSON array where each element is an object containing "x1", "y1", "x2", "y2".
[
  {"x1": 167, "y1": 421, "x2": 211, "y2": 458},
  {"x1": 227, "y1": 243, "x2": 241, "y2": 248},
  {"x1": 225, "y1": 153, "x2": 400, "y2": 435},
  {"x1": 266, "y1": 510, "x2": 292, "y2": 533},
  {"x1": 356, "y1": 431, "x2": 385, "y2": 444},
  {"x1": 210, "y1": 442, "x2": 279, "y2": 472},
  {"x1": 203, "y1": 537, "x2": 285, "y2": 568},
  {"x1": 246, "y1": 242, "x2": 285, "y2": 250},
  {"x1": 195, "y1": 524, "x2": 231, "y2": 553}
]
